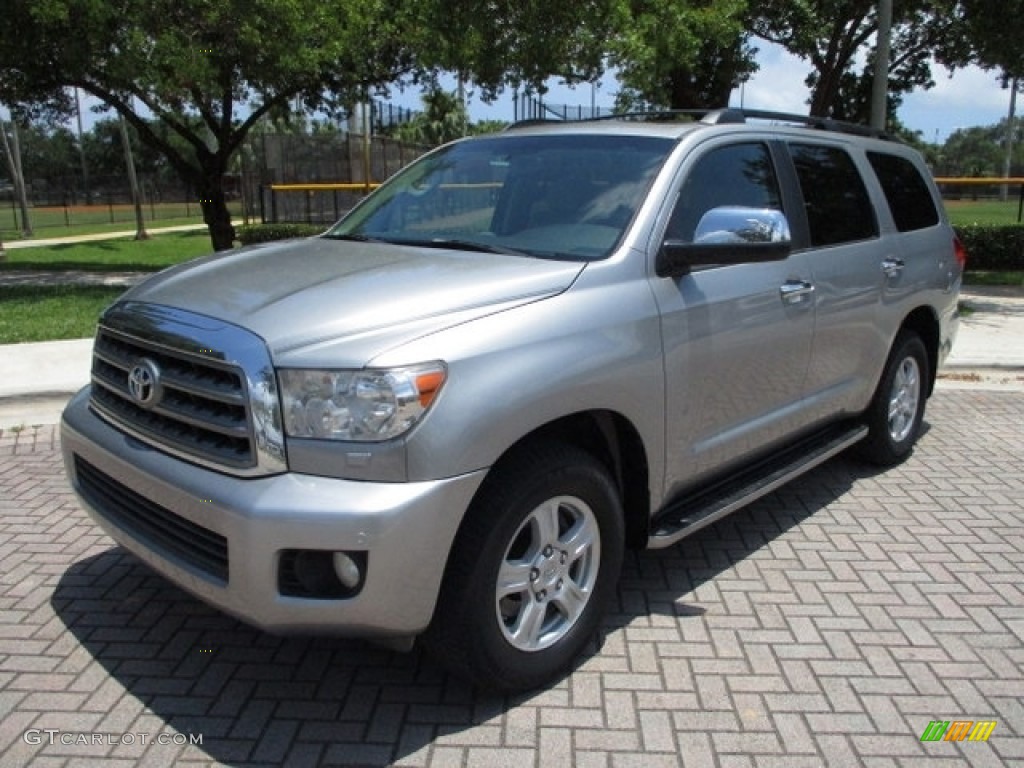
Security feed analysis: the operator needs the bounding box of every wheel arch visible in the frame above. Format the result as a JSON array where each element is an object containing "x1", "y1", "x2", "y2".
[
  {"x1": 451, "y1": 409, "x2": 652, "y2": 561},
  {"x1": 520, "y1": 410, "x2": 652, "y2": 550},
  {"x1": 899, "y1": 305, "x2": 940, "y2": 396}
]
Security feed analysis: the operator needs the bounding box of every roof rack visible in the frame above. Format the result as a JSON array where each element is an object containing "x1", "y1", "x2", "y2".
[
  {"x1": 711, "y1": 108, "x2": 899, "y2": 141},
  {"x1": 505, "y1": 107, "x2": 898, "y2": 142}
]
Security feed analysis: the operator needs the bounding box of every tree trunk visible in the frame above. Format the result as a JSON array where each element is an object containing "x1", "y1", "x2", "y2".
[
  {"x1": 809, "y1": 66, "x2": 844, "y2": 117},
  {"x1": 0, "y1": 119, "x2": 33, "y2": 237},
  {"x1": 198, "y1": 175, "x2": 236, "y2": 251}
]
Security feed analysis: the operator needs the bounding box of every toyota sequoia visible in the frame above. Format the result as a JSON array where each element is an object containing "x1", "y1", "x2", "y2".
[{"x1": 61, "y1": 109, "x2": 965, "y2": 690}]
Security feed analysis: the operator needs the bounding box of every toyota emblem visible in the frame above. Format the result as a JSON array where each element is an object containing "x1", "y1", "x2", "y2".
[{"x1": 127, "y1": 359, "x2": 162, "y2": 408}]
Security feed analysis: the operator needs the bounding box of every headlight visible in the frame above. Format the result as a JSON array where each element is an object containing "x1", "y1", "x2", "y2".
[{"x1": 279, "y1": 363, "x2": 446, "y2": 441}]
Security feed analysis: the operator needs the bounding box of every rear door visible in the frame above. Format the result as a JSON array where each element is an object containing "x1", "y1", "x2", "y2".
[{"x1": 784, "y1": 141, "x2": 885, "y2": 422}]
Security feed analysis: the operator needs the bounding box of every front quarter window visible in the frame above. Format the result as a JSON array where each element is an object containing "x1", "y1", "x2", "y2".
[{"x1": 327, "y1": 134, "x2": 673, "y2": 261}]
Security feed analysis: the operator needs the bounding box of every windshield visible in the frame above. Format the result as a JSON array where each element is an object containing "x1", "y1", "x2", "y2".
[{"x1": 326, "y1": 134, "x2": 673, "y2": 260}]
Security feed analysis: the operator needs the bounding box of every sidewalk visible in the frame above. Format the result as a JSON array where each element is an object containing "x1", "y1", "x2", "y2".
[
  {"x1": 0, "y1": 284, "x2": 1021, "y2": 429},
  {"x1": 1, "y1": 222, "x2": 211, "y2": 250}
]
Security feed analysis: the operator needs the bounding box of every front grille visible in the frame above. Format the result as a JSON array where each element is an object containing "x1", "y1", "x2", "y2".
[
  {"x1": 90, "y1": 328, "x2": 254, "y2": 469},
  {"x1": 75, "y1": 456, "x2": 229, "y2": 583}
]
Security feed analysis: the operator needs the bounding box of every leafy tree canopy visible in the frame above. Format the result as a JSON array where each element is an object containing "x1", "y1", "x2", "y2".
[
  {"x1": 960, "y1": 0, "x2": 1024, "y2": 80},
  {"x1": 610, "y1": 0, "x2": 757, "y2": 110},
  {"x1": 937, "y1": 120, "x2": 1024, "y2": 176},
  {"x1": 402, "y1": 0, "x2": 616, "y2": 99},
  {"x1": 1, "y1": 0, "x2": 626, "y2": 248},
  {"x1": 752, "y1": 0, "x2": 969, "y2": 120},
  {"x1": 1, "y1": 0, "x2": 411, "y2": 248}
]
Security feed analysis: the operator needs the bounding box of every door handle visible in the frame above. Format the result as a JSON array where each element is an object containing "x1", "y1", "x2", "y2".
[
  {"x1": 882, "y1": 257, "x2": 905, "y2": 278},
  {"x1": 780, "y1": 280, "x2": 815, "y2": 305}
]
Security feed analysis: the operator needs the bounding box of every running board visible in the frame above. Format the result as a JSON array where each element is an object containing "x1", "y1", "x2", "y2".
[{"x1": 648, "y1": 423, "x2": 867, "y2": 549}]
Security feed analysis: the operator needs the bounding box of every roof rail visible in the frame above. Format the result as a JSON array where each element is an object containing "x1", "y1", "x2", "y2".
[
  {"x1": 719, "y1": 108, "x2": 898, "y2": 141},
  {"x1": 507, "y1": 107, "x2": 898, "y2": 141},
  {"x1": 502, "y1": 118, "x2": 562, "y2": 131}
]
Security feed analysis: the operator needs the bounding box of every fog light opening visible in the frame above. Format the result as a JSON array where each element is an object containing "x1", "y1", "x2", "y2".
[
  {"x1": 293, "y1": 550, "x2": 337, "y2": 595},
  {"x1": 280, "y1": 549, "x2": 366, "y2": 599}
]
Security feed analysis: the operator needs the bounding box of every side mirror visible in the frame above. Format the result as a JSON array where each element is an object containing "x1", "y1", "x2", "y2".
[{"x1": 657, "y1": 207, "x2": 792, "y2": 278}]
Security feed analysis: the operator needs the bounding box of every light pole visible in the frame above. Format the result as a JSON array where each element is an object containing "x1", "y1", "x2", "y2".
[
  {"x1": 871, "y1": 0, "x2": 893, "y2": 131},
  {"x1": 118, "y1": 112, "x2": 149, "y2": 240},
  {"x1": 74, "y1": 88, "x2": 90, "y2": 205},
  {"x1": 1001, "y1": 77, "x2": 1018, "y2": 203}
]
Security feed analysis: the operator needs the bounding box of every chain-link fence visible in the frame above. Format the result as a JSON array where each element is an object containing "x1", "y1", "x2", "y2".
[
  {"x1": 252, "y1": 132, "x2": 429, "y2": 225},
  {"x1": 0, "y1": 129, "x2": 430, "y2": 235},
  {"x1": 0, "y1": 174, "x2": 248, "y2": 238}
]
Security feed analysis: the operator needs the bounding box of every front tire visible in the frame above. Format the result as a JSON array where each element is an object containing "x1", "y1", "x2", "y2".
[
  {"x1": 857, "y1": 330, "x2": 929, "y2": 465},
  {"x1": 426, "y1": 443, "x2": 624, "y2": 691}
]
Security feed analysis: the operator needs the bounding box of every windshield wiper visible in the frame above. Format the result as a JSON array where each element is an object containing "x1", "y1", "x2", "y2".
[
  {"x1": 321, "y1": 233, "x2": 387, "y2": 243},
  {"x1": 421, "y1": 238, "x2": 536, "y2": 257},
  {"x1": 326, "y1": 234, "x2": 573, "y2": 261}
]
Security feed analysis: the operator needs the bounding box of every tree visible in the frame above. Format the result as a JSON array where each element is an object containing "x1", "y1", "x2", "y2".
[
  {"x1": 959, "y1": 0, "x2": 1024, "y2": 198},
  {"x1": 938, "y1": 123, "x2": 1018, "y2": 177},
  {"x1": 752, "y1": 0, "x2": 968, "y2": 120},
  {"x1": 0, "y1": 0, "x2": 410, "y2": 250},
  {"x1": 392, "y1": 88, "x2": 469, "y2": 146},
  {"x1": 0, "y1": 116, "x2": 33, "y2": 236},
  {"x1": 403, "y1": 1, "x2": 617, "y2": 99},
  {"x1": 960, "y1": 0, "x2": 1024, "y2": 79},
  {"x1": 610, "y1": 0, "x2": 758, "y2": 111},
  {"x1": 9, "y1": 120, "x2": 80, "y2": 183}
]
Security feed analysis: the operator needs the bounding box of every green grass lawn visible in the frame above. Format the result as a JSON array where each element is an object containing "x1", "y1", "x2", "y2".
[
  {"x1": 0, "y1": 231, "x2": 214, "y2": 342},
  {"x1": 1, "y1": 201, "x2": 244, "y2": 241},
  {"x1": 1, "y1": 205, "x2": 1020, "y2": 345},
  {"x1": 0, "y1": 230, "x2": 214, "y2": 272},
  {"x1": 0, "y1": 285, "x2": 126, "y2": 343},
  {"x1": 945, "y1": 199, "x2": 1024, "y2": 227},
  {"x1": 964, "y1": 270, "x2": 1024, "y2": 287}
]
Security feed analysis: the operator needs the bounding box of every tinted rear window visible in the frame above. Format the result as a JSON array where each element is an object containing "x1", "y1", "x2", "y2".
[
  {"x1": 790, "y1": 144, "x2": 878, "y2": 247},
  {"x1": 868, "y1": 152, "x2": 940, "y2": 232}
]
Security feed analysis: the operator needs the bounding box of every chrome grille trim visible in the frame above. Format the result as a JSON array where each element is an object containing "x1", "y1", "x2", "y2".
[{"x1": 89, "y1": 302, "x2": 287, "y2": 477}]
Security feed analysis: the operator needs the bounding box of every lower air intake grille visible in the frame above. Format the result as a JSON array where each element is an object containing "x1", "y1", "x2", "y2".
[{"x1": 75, "y1": 457, "x2": 229, "y2": 583}]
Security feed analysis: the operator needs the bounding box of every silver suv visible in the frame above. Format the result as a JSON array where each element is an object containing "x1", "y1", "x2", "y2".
[{"x1": 61, "y1": 109, "x2": 964, "y2": 690}]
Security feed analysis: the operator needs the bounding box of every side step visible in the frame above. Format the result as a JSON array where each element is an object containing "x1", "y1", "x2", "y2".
[{"x1": 648, "y1": 422, "x2": 867, "y2": 549}]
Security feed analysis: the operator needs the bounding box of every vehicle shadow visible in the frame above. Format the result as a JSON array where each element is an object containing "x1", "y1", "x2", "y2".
[{"x1": 49, "y1": 449, "x2": 887, "y2": 766}]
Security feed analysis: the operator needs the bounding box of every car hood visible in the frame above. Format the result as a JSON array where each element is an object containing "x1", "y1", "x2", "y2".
[{"x1": 116, "y1": 237, "x2": 584, "y2": 363}]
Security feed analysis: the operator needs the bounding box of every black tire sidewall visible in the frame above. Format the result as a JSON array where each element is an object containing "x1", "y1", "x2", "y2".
[
  {"x1": 433, "y1": 446, "x2": 624, "y2": 691},
  {"x1": 861, "y1": 331, "x2": 929, "y2": 464}
]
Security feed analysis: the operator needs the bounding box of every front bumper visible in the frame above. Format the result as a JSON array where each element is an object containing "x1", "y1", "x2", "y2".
[{"x1": 61, "y1": 388, "x2": 485, "y2": 638}]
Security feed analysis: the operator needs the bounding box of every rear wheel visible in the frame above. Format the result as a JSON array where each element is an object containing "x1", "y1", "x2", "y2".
[
  {"x1": 857, "y1": 330, "x2": 929, "y2": 465},
  {"x1": 426, "y1": 443, "x2": 624, "y2": 691}
]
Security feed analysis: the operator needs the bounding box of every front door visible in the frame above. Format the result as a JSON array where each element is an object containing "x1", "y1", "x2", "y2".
[{"x1": 649, "y1": 140, "x2": 816, "y2": 496}]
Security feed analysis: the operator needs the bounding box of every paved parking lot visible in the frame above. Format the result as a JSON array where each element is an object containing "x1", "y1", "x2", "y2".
[{"x1": 1, "y1": 389, "x2": 1022, "y2": 767}]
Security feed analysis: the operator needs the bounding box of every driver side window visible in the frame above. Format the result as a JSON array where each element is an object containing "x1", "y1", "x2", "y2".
[{"x1": 667, "y1": 143, "x2": 783, "y2": 242}]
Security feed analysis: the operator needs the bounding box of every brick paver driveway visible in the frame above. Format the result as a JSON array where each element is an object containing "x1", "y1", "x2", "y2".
[{"x1": 1, "y1": 389, "x2": 1022, "y2": 767}]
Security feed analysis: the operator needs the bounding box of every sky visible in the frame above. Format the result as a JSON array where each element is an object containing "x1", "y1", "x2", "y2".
[{"x1": 441, "y1": 41, "x2": 1016, "y2": 145}]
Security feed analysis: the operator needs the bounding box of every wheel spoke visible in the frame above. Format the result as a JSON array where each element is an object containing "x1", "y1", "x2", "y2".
[
  {"x1": 561, "y1": 517, "x2": 597, "y2": 563},
  {"x1": 509, "y1": 597, "x2": 548, "y2": 649},
  {"x1": 887, "y1": 356, "x2": 920, "y2": 443},
  {"x1": 497, "y1": 559, "x2": 533, "y2": 598},
  {"x1": 531, "y1": 498, "x2": 563, "y2": 550},
  {"x1": 888, "y1": 397, "x2": 902, "y2": 422},
  {"x1": 553, "y1": 579, "x2": 588, "y2": 624}
]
